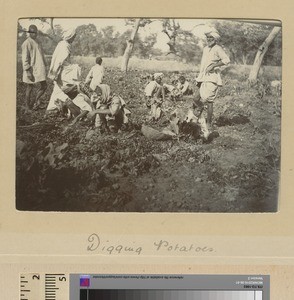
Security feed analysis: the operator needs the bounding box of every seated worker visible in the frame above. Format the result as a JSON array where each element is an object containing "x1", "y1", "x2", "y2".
[
  {"x1": 144, "y1": 72, "x2": 165, "y2": 120},
  {"x1": 163, "y1": 83, "x2": 182, "y2": 101},
  {"x1": 85, "y1": 56, "x2": 104, "y2": 91},
  {"x1": 177, "y1": 75, "x2": 193, "y2": 96},
  {"x1": 88, "y1": 84, "x2": 130, "y2": 133},
  {"x1": 162, "y1": 76, "x2": 193, "y2": 102}
]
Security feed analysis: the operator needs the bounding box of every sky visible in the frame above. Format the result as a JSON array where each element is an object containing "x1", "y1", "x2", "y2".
[{"x1": 18, "y1": 18, "x2": 216, "y2": 51}]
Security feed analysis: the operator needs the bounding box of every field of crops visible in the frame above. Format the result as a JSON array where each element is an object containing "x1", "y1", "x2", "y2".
[{"x1": 16, "y1": 57, "x2": 281, "y2": 212}]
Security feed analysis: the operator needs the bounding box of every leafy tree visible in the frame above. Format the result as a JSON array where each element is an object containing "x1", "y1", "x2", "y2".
[
  {"x1": 138, "y1": 33, "x2": 158, "y2": 58},
  {"x1": 263, "y1": 29, "x2": 282, "y2": 66},
  {"x1": 100, "y1": 26, "x2": 117, "y2": 56},
  {"x1": 175, "y1": 30, "x2": 202, "y2": 64},
  {"x1": 249, "y1": 26, "x2": 281, "y2": 82},
  {"x1": 213, "y1": 20, "x2": 282, "y2": 66},
  {"x1": 17, "y1": 23, "x2": 27, "y2": 52},
  {"x1": 160, "y1": 19, "x2": 202, "y2": 63},
  {"x1": 72, "y1": 24, "x2": 102, "y2": 56},
  {"x1": 161, "y1": 19, "x2": 181, "y2": 55}
]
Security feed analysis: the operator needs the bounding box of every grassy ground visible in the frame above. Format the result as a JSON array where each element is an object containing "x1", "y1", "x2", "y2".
[{"x1": 16, "y1": 57, "x2": 281, "y2": 212}]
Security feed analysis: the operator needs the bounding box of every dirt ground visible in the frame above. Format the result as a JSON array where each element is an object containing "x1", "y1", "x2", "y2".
[{"x1": 16, "y1": 61, "x2": 281, "y2": 212}]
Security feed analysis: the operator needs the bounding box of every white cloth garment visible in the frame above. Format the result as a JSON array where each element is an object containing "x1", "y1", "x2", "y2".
[
  {"x1": 48, "y1": 40, "x2": 72, "y2": 81},
  {"x1": 144, "y1": 81, "x2": 161, "y2": 97},
  {"x1": 46, "y1": 64, "x2": 81, "y2": 111},
  {"x1": 46, "y1": 36, "x2": 81, "y2": 111},
  {"x1": 85, "y1": 64, "x2": 104, "y2": 91},
  {"x1": 62, "y1": 28, "x2": 76, "y2": 41},
  {"x1": 73, "y1": 94, "x2": 92, "y2": 112},
  {"x1": 21, "y1": 37, "x2": 46, "y2": 83},
  {"x1": 196, "y1": 44, "x2": 230, "y2": 86}
]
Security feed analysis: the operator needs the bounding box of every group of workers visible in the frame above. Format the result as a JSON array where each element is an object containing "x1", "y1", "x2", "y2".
[{"x1": 21, "y1": 24, "x2": 230, "y2": 136}]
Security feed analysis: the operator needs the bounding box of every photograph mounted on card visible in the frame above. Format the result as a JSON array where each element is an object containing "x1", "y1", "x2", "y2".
[{"x1": 16, "y1": 17, "x2": 281, "y2": 213}]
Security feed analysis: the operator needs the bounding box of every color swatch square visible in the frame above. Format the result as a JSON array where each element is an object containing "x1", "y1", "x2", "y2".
[{"x1": 80, "y1": 275, "x2": 90, "y2": 287}]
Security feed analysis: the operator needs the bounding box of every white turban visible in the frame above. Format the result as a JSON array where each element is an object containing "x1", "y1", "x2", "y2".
[
  {"x1": 153, "y1": 73, "x2": 164, "y2": 80},
  {"x1": 205, "y1": 29, "x2": 220, "y2": 40},
  {"x1": 62, "y1": 28, "x2": 76, "y2": 41}
]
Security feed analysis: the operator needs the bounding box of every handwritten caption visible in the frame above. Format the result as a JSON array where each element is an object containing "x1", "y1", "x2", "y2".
[{"x1": 87, "y1": 233, "x2": 214, "y2": 255}]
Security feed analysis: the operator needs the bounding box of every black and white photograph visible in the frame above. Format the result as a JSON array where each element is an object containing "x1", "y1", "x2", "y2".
[{"x1": 15, "y1": 18, "x2": 282, "y2": 212}]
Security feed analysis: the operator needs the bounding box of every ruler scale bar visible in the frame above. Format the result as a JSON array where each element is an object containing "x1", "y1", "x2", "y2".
[
  {"x1": 19, "y1": 273, "x2": 68, "y2": 300},
  {"x1": 45, "y1": 284, "x2": 56, "y2": 286}
]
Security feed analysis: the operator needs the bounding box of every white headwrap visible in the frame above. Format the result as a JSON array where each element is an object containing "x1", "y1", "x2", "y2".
[
  {"x1": 62, "y1": 28, "x2": 76, "y2": 41},
  {"x1": 154, "y1": 73, "x2": 164, "y2": 80},
  {"x1": 205, "y1": 29, "x2": 220, "y2": 40}
]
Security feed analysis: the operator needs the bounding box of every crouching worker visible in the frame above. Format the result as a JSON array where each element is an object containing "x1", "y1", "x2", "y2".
[
  {"x1": 185, "y1": 100, "x2": 210, "y2": 141},
  {"x1": 54, "y1": 84, "x2": 93, "y2": 126},
  {"x1": 88, "y1": 84, "x2": 130, "y2": 133},
  {"x1": 144, "y1": 73, "x2": 165, "y2": 120}
]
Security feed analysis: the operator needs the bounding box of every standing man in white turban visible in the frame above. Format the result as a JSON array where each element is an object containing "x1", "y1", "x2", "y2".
[
  {"x1": 21, "y1": 24, "x2": 47, "y2": 110},
  {"x1": 46, "y1": 28, "x2": 79, "y2": 111},
  {"x1": 196, "y1": 29, "x2": 230, "y2": 129}
]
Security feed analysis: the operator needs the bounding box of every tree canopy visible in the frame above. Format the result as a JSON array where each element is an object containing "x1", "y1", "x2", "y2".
[
  {"x1": 17, "y1": 18, "x2": 282, "y2": 67},
  {"x1": 213, "y1": 20, "x2": 282, "y2": 66}
]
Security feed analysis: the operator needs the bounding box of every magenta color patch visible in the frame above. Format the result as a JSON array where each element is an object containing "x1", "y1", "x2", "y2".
[{"x1": 80, "y1": 276, "x2": 90, "y2": 287}]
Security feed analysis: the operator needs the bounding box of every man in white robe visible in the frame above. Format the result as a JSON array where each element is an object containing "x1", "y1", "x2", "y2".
[
  {"x1": 21, "y1": 24, "x2": 47, "y2": 110},
  {"x1": 196, "y1": 29, "x2": 230, "y2": 128},
  {"x1": 46, "y1": 28, "x2": 79, "y2": 111}
]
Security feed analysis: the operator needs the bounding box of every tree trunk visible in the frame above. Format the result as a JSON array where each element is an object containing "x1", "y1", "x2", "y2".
[
  {"x1": 121, "y1": 19, "x2": 141, "y2": 72},
  {"x1": 242, "y1": 54, "x2": 248, "y2": 65},
  {"x1": 49, "y1": 18, "x2": 55, "y2": 35},
  {"x1": 249, "y1": 26, "x2": 281, "y2": 82}
]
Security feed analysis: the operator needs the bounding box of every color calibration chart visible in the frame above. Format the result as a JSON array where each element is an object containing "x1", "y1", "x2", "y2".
[
  {"x1": 71, "y1": 274, "x2": 269, "y2": 300},
  {"x1": 20, "y1": 274, "x2": 269, "y2": 300}
]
